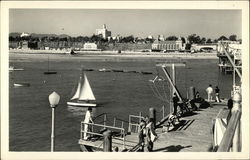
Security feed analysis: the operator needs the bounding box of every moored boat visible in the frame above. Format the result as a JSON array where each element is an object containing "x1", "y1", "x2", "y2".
[
  {"x1": 98, "y1": 68, "x2": 111, "y2": 72},
  {"x1": 112, "y1": 69, "x2": 124, "y2": 72},
  {"x1": 14, "y1": 83, "x2": 30, "y2": 87},
  {"x1": 9, "y1": 66, "x2": 24, "y2": 71},
  {"x1": 141, "y1": 71, "x2": 153, "y2": 74}
]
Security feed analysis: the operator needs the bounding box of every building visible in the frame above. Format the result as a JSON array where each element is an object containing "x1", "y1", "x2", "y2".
[
  {"x1": 158, "y1": 35, "x2": 165, "y2": 41},
  {"x1": 20, "y1": 32, "x2": 30, "y2": 37},
  {"x1": 83, "y1": 43, "x2": 99, "y2": 50},
  {"x1": 151, "y1": 38, "x2": 183, "y2": 51},
  {"x1": 95, "y1": 24, "x2": 111, "y2": 39},
  {"x1": 21, "y1": 41, "x2": 29, "y2": 49},
  {"x1": 191, "y1": 44, "x2": 217, "y2": 52}
]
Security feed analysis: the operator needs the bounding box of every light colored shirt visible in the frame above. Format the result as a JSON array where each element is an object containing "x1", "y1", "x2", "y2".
[
  {"x1": 84, "y1": 110, "x2": 92, "y2": 123},
  {"x1": 206, "y1": 87, "x2": 213, "y2": 94}
]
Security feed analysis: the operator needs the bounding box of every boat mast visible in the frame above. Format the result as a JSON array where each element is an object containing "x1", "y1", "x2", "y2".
[{"x1": 47, "y1": 54, "x2": 50, "y2": 72}]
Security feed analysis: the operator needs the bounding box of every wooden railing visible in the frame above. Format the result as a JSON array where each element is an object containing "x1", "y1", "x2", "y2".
[
  {"x1": 80, "y1": 122, "x2": 126, "y2": 148},
  {"x1": 128, "y1": 112, "x2": 143, "y2": 133},
  {"x1": 217, "y1": 92, "x2": 241, "y2": 152},
  {"x1": 217, "y1": 111, "x2": 241, "y2": 152}
]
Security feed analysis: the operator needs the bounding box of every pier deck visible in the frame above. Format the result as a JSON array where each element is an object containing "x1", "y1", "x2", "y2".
[
  {"x1": 79, "y1": 102, "x2": 229, "y2": 152},
  {"x1": 154, "y1": 102, "x2": 228, "y2": 152}
]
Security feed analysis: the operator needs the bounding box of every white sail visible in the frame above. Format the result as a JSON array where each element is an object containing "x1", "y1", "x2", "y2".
[
  {"x1": 70, "y1": 80, "x2": 81, "y2": 100},
  {"x1": 78, "y1": 73, "x2": 96, "y2": 101}
]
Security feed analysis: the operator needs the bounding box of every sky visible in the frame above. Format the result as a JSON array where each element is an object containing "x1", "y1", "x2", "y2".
[{"x1": 9, "y1": 9, "x2": 242, "y2": 39}]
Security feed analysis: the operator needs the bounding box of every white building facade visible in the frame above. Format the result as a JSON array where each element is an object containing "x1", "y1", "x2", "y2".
[
  {"x1": 83, "y1": 43, "x2": 98, "y2": 50},
  {"x1": 152, "y1": 38, "x2": 184, "y2": 51},
  {"x1": 95, "y1": 24, "x2": 111, "y2": 39}
]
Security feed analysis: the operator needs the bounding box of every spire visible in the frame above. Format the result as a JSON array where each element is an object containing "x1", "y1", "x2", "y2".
[{"x1": 103, "y1": 24, "x2": 106, "y2": 29}]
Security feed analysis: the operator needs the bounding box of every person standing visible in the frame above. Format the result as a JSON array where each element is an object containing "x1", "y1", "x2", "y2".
[
  {"x1": 206, "y1": 84, "x2": 214, "y2": 102},
  {"x1": 83, "y1": 107, "x2": 94, "y2": 140},
  {"x1": 215, "y1": 86, "x2": 221, "y2": 102},
  {"x1": 138, "y1": 119, "x2": 146, "y2": 151},
  {"x1": 145, "y1": 118, "x2": 157, "y2": 152},
  {"x1": 172, "y1": 93, "x2": 180, "y2": 115}
]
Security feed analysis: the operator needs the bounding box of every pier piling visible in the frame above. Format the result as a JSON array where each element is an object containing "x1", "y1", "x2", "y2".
[
  {"x1": 149, "y1": 108, "x2": 156, "y2": 126},
  {"x1": 103, "y1": 130, "x2": 112, "y2": 152}
]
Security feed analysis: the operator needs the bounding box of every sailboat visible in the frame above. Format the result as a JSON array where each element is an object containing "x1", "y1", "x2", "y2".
[
  {"x1": 67, "y1": 70, "x2": 96, "y2": 107},
  {"x1": 44, "y1": 54, "x2": 57, "y2": 74}
]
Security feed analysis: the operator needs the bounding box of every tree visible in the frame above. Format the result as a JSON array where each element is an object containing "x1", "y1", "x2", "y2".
[
  {"x1": 206, "y1": 38, "x2": 212, "y2": 43},
  {"x1": 218, "y1": 35, "x2": 228, "y2": 41},
  {"x1": 121, "y1": 35, "x2": 134, "y2": 43},
  {"x1": 90, "y1": 34, "x2": 103, "y2": 42},
  {"x1": 229, "y1": 35, "x2": 237, "y2": 41},
  {"x1": 200, "y1": 37, "x2": 206, "y2": 44},
  {"x1": 187, "y1": 34, "x2": 201, "y2": 44},
  {"x1": 181, "y1": 37, "x2": 186, "y2": 43},
  {"x1": 166, "y1": 36, "x2": 178, "y2": 41}
]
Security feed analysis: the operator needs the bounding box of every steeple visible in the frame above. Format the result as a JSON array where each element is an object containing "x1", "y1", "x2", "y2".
[{"x1": 103, "y1": 24, "x2": 106, "y2": 29}]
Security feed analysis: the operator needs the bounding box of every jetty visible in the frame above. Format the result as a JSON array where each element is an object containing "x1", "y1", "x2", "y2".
[{"x1": 78, "y1": 102, "x2": 230, "y2": 152}]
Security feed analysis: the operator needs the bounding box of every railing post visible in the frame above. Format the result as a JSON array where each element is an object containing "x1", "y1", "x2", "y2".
[
  {"x1": 103, "y1": 130, "x2": 112, "y2": 152},
  {"x1": 232, "y1": 92, "x2": 241, "y2": 152},
  {"x1": 128, "y1": 116, "x2": 131, "y2": 133},
  {"x1": 149, "y1": 107, "x2": 156, "y2": 127},
  {"x1": 138, "y1": 112, "x2": 142, "y2": 133},
  {"x1": 162, "y1": 105, "x2": 165, "y2": 119},
  {"x1": 121, "y1": 121, "x2": 124, "y2": 129},
  {"x1": 104, "y1": 114, "x2": 107, "y2": 129},
  {"x1": 113, "y1": 117, "x2": 116, "y2": 127},
  {"x1": 139, "y1": 112, "x2": 142, "y2": 123},
  {"x1": 80, "y1": 122, "x2": 82, "y2": 140}
]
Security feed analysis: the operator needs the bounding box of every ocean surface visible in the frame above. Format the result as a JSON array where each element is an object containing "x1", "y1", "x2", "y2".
[{"x1": 9, "y1": 54, "x2": 234, "y2": 151}]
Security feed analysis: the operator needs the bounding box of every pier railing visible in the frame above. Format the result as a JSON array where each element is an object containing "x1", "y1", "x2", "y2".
[
  {"x1": 80, "y1": 122, "x2": 126, "y2": 148},
  {"x1": 217, "y1": 92, "x2": 241, "y2": 152},
  {"x1": 93, "y1": 113, "x2": 127, "y2": 130},
  {"x1": 128, "y1": 112, "x2": 143, "y2": 133}
]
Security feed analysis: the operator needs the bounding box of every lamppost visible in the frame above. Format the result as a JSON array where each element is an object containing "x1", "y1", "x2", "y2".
[{"x1": 48, "y1": 91, "x2": 60, "y2": 152}]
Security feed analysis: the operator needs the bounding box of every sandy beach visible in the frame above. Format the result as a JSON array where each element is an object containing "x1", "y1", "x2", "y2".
[{"x1": 9, "y1": 49, "x2": 218, "y2": 61}]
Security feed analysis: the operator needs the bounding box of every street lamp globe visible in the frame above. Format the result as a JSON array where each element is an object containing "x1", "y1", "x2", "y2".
[{"x1": 49, "y1": 91, "x2": 60, "y2": 108}]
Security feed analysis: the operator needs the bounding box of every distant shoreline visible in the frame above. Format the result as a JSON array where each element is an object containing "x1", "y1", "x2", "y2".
[{"x1": 9, "y1": 49, "x2": 218, "y2": 61}]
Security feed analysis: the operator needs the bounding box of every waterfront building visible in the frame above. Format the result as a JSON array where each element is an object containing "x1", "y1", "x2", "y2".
[
  {"x1": 95, "y1": 24, "x2": 111, "y2": 39},
  {"x1": 151, "y1": 37, "x2": 183, "y2": 51},
  {"x1": 20, "y1": 32, "x2": 30, "y2": 37},
  {"x1": 158, "y1": 35, "x2": 165, "y2": 41},
  {"x1": 191, "y1": 43, "x2": 217, "y2": 52},
  {"x1": 147, "y1": 35, "x2": 153, "y2": 40},
  {"x1": 21, "y1": 41, "x2": 29, "y2": 49},
  {"x1": 83, "y1": 43, "x2": 98, "y2": 50}
]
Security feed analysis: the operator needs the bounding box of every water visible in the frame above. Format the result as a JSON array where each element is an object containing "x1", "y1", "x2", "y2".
[{"x1": 9, "y1": 55, "x2": 233, "y2": 151}]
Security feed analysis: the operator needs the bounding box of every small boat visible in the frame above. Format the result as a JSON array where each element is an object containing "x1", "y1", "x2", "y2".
[
  {"x1": 70, "y1": 49, "x2": 77, "y2": 55},
  {"x1": 67, "y1": 69, "x2": 96, "y2": 107},
  {"x1": 112, "y1": 69, "x2": 124, "y2": 72},
  {"x1": 127, "y1": 70, "x2": 137, "y2": 73},
  {"x1": 44, "y1": 71, "x2": 57, "y2": 74},
  {"x1": 9, "y1": 66, "x2": 24, "y2": 71},
  {"x1": 99, "y1": 68, "x2": 111, "y2": 72},
  {"x1": 83, "y1": 68, "x2": 94, "y2": 71},
  {"x1": 14, "y1": 83, "x2": 30, "y2": 87},
  {"x1": 141, "y1": 71, "x2": 153, "y2": 74}
]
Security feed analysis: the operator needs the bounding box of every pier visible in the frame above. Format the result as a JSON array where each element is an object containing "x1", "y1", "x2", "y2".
[{"x1": 78, "y1": 102, "x2": 230, "y2": 152}]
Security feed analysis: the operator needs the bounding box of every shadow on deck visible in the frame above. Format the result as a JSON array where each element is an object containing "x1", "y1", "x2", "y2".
[{"x1": 153, "y1": 102, "x2": 228, "y2": 152}]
